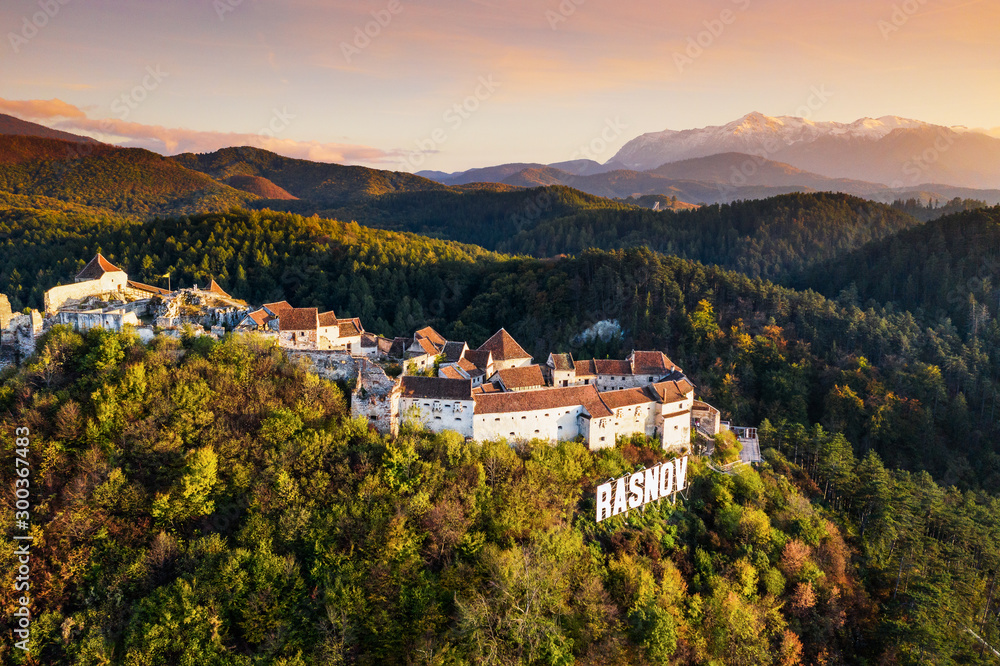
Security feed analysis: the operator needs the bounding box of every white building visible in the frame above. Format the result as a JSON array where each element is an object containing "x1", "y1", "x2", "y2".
[
  {"x1": 399, "y1": 376, "x2": 475, "y2": 438},
  {"x1": 471, "y1": 384, "x2": 614, "y2": 447},
  {"x1": 44, "y1": 253, "x2": 130, "y2": 313},
  {"x1": 398, "y1": 373, "x2": 696, "y2": 452}
]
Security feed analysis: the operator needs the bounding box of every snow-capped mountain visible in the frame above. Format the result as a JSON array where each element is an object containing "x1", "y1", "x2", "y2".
[
  {"x1": 608, "y1": 112, "x2": 939, "y2": 170},
  {"x1": 606, "y1": 112, "x2": 1000, "y2": 189}
]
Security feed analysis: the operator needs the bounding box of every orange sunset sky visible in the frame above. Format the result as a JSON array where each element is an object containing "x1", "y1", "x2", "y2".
[{"x1": 1, "y1": 0, "x2": 998, "y2": 171}]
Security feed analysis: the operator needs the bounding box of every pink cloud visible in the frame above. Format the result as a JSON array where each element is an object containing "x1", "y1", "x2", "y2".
[
  {"x1": 0, "y1": 97, "x2": 405, "y2": 166},
  {"x1": 0, "y1": 98, "x2": 87, "y2": 120}
]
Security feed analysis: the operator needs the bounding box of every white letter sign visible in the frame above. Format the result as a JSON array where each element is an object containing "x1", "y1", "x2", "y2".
[{"x1": 595, "y1": 456, "x2": 689, "y2": 523}]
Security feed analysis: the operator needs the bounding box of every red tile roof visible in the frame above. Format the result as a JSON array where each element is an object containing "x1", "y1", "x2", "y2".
[
  {"x1": 400, "y1": 376, "x2": 473, "y2": 400},
  {"x1": 243, "y1": 309, "x2": 271, "y2": 327},
  {"x1": 573, "y1": 359, "x2": 596, "y2": 376},
  {"x1": 630, "y1": 350, "x2": 681, "y2": 375},
  {"x1": 279, "y1": 307, "x2": 318, "y2": 331},
  {"x1": 76, "y1": 253, "x2": 123, "y2": 280},
  {"x1": 651, "y1": 379, "x2": 694, "y2": 403},
  {"x1": 414, "y1": 337, "x2": 439, "y2": 355},
  {"x1": 600, "y1": 387, "x2": 654, "y2": 410},
  {"x1": 126, "y1": 280, "x2": 171, "y2": 296},
  {"x1": 473, "y1": 384, "x2": 612, "y2": 418},
  {"x1": 415, "y1": 326, "x2": 447, "y2": 347},
  {"x1": 440, "y1": 365, "x2": 464, "y2": 380},
  {"x1": 338, "y1": 318, "x2": 363, "y2": 337},
  {"x1": 207, "y1": 278, "x2": 230, "y2": 298},
  {"x1": 594, "y1": 359, "x2": 633, "y2": 375},
  {"x1": 496, "y1": 365, "x2": 546, "y2": 390},
  {"x1": 318, "y1": 311, "x2": 339, "y2": 327},
  {"x1": 477, "y1": 328, "x2": 531, "y2": 361},
  {"x1": 263, "y1": 301, "x2": 293, "y2": 317},
  {"x1": 463, "y1": 349, "x2": 492, "y2": 370},
  {"x1": 473, "y1": 383, "x2": 503, "y2": 394},
  {"x1": 442, "y1": 341, "x2": 467, "y2": 363},
  {"x1": 548, "y1": 352, "x2": 574, "y2": 371}
]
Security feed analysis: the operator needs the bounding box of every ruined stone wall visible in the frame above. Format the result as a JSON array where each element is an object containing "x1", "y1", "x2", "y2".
[
  {"x1": 0, "y1": 294, "x2": 12, "y2": 330},
  {"x1": 15, "y1": 310, "x2": 43, "y2": 358},
  {"x1": 54, "y1": 310, "x2": 140, "y2": 332},
  {"x1": 351, "y1": 358, "x2": 400, "y2": 436},
  {"x1": 289, "y1": 350, "x2": 359, "y2": 382},
  {"x1": 44, "y1": 279, "x2": 125, "y2": 314}
]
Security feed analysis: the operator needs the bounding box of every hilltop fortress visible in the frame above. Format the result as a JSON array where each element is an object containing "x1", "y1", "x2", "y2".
[{"x1": 2, "y1": 254, "x2": 744, "y2": 452}]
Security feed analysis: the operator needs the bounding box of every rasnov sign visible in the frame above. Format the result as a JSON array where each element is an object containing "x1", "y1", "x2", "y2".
[{"x1": 596, "y1": 456, "x2": 688, "y2": 522}]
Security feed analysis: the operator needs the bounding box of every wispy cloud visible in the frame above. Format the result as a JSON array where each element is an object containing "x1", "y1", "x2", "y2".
[
  {"x1": 0, "y1": 98, "x2": 87, "y2": 120},
  {"x1": 0, "y1": 97, "x2": 405, "y2": 165}
]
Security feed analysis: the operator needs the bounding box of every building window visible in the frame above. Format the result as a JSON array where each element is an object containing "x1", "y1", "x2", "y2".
[
  {"x1": 495, "y1": 417, "x2": 500, "y2": 422},
  {"x1": 600, "y1": 436, "x2": 606, "y2": 442},
  {"x1": 435, "y1": 416, "x2": 442, "y2": 421},
  {"x1": 521, "y1": 416, "x2": 527, "y2": 420},
  {"x1": 534, "y1": 430, "x2": 540, "y2": 434}
]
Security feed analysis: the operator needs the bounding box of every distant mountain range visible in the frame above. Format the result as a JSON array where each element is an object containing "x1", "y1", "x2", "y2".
[
  {"x1": 4, "y1": 111, "x2": 999, "y2": 218},
  {"x1": 418, "y1": 112, "x2": 1000, "y2": 205}
]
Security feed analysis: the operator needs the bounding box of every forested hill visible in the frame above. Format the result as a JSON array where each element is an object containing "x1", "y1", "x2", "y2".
[
  {"x1": 4, "y1": 206, "x2": 1000, "y2": 661},
  {"x1": 0, "y1": 136, "x2": 256, "y2": 217},
  {"x1": 0, "y1": 137, "x2": 924, "y2": 283},
  {"x1": 4, "y1": 208, "x2": 1000, "y2": 494},
  {"x1": 320, "y1": 190, "x2": 921, "y2": 281},
  {"x1": 172, "y1": 146, "x2": 451, "y2": 205},
  {"x1": 795, "y1": 205, "x2": 1000, "y2": 335},
  {"x1": 2, "y1": 300, "x2": 999, "y2": 663},
  {"x1": 490, "y1": 192, "x2": 921, "y2": 281}
]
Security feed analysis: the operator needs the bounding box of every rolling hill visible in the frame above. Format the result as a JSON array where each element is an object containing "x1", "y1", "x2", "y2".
[
  {"x1": 425, "y1": 151, "x2": 1000, "y2": 206},
  {"x1": 0, "y1": 112, "x2": 101, "y2": 144},
  {"x1": 795, "y1": 204, "x2": 1000, "y2": 332},
  {"x1": 0, "y1": 135, "x2": 256, "y2": 217},
  {"x1": 172, "y1": 146, "x2": 449, "y2": 206}
]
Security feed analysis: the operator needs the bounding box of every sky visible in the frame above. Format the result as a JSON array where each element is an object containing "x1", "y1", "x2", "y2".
[{"x1": 0, "y1": 0, "x2": 998, "y2": 172}]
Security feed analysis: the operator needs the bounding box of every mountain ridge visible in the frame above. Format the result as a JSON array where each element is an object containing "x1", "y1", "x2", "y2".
[{"x1": 608, "y1": 112, "x2": 1000, "y2": 189}]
